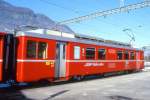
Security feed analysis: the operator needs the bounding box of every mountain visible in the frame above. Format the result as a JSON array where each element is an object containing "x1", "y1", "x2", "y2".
[{"x1": 0, "y1": 0, "x2": 74, "y2": 33}]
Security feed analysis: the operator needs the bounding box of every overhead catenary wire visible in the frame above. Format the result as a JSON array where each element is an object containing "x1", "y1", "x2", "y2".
[
  {"x1": 38, "y1": 0, "x2": 145, "y2": 36},
  {"x1": 39, "y1": 0, "x2": 126, "y2": 31},
  {"x1": 39, "y1": 0, "x2": 82, "y2": 15},
  {"x1": 59, "y1": 0, "x2": 150, "y2": 25}
]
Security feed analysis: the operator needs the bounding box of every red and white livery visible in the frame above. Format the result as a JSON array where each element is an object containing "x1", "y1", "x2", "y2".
[{"x1": 0, "y1": 29, "x2": 144, "y2": 83}]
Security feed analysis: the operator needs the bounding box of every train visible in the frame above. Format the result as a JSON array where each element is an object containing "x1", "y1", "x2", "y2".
[{"x1": 0, "y1": 29, "x2": 144, "y2": 84}]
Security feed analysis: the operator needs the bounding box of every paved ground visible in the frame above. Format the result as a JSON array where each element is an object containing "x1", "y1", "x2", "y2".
[{"x1": 1, "y1": 68, "x2": 150, "y2": 100}]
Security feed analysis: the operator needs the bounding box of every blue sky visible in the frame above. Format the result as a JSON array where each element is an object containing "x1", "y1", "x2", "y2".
[{"x1": 6, "y1": 0, "x2": 150, "y2": 48}]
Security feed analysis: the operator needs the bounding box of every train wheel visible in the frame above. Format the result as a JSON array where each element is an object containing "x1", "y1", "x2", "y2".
[{"x1": 73, "y1": 76, "x2": 84, "y2": 81}]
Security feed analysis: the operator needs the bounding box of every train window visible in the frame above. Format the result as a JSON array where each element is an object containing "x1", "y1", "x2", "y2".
[
  {"x1": 27, "y1": 40, "x2": 36, "y2": 58},
  {"x1": 98, "y1": 49, "x2": 106, "y2": 60},
  {"x1": 130, "y1": 52, "x2": 135, "y2": 60},
  {"x1": 117, "y1": 51, "x2": 123, "y2": 60},
  {"x1": 74, "y1": 46, "x2": 80, "y2": 59},
  {"x1": 38, "y1": 42, "x2": 47, "y2": 59},
  {"x1": 86, "y1": 48, "x2": 95, "y2": 59},
  {"x1": 124, "y1": 51, "x2": 129, "y2": 60}
]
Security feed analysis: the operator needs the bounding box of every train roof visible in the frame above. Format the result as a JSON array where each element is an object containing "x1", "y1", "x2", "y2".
[
  {"x1": 74, "y1": 33, "x2": 131, "y2": 47},
  {"x1": 16, "y1": 29, "x2": 141, "y2": 51}
]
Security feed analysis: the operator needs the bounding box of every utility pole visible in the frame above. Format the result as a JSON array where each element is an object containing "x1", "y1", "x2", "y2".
[{"x1": 119, "y1": 0, "x2": 125, "y2": 7}]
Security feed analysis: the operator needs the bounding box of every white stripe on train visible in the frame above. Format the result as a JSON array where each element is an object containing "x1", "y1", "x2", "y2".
[
  {"x1": 16, "y1": 59, "x2": 144, "y2": 63},
  {"x1": 65, "y1": 60, "x2": 144, "y2": 63},
  {"x1": 17, "y1": 59, "x2": 55, "y2": 62}
]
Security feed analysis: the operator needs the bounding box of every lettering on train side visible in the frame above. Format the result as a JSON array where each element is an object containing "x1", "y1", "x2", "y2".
[{"x1": 84, "y1": 63, "x2": 104, "y2": 67}]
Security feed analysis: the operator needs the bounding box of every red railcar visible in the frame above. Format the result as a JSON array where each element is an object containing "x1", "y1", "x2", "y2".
[{"x1": 14, "y1": 29, "x2": 144, "y2": 82}]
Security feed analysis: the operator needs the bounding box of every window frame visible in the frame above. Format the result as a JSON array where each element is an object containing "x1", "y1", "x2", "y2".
[
  {"x1": 26, "y1": 40, "x2": 37, "y2": 59},
  {"x1": 26, "y1": 40, "x2": 48, "y2": 59},
  {"x1": 130, "y1": 52, "x2": 135, "y2": 60},
  {"x1": 38, "y1": 42, "x2": 48, "y2": 59},
  {"x1": 117, "y1": 50, "x2": 123, "y2": 60},
  {"x1": 74, "y1": 46, "x2": 80, "y2": 59},
  {"x1": 124, "y1": 51, "x2": 129, "y2": 60},
  {"x1": 85, "y1": 47, "x2": 95, "y2": 59},
  {"x1": 98, "y1": 48, "x2": 106, "y2": 60}
]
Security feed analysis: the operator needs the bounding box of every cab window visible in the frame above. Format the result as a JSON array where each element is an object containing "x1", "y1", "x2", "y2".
[
  {"x1": 27, "y1": 40, "x2": 48, "y2": 59},
  {"x1": 38, "y1": 42, "x2": 47, "y2": 59},
  {"x1": 27, "y1": 40, "x2": 36, "y2": 58}
]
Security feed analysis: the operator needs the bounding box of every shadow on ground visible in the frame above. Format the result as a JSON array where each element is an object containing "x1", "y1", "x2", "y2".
[
  {"x1": 0, "y1": 71, "x2": 143, "y2": 100},
  {"x1": 0, "y1": 88, "x2": 31, "y2": 100},
  {"x1": 108, "y1": 95, "x2": 139, "y2": 100}
]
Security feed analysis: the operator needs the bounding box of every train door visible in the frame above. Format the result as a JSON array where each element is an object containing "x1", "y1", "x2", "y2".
[
  {"x1": 136, "y1": 51, "x2": 140, "y2": 70},
  {"x1": 55, "y1": 42, "x2": 66, "y2": 78},
  {"x1": 2, "y1": 34, "x2": 16, "y2": 82}
]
